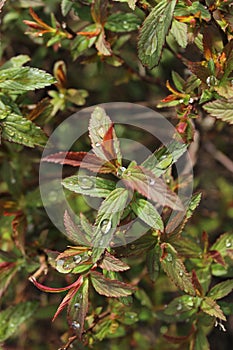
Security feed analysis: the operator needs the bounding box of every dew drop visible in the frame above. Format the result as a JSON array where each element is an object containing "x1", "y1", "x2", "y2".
[
  {"x1": 56, "y1": 259, "x2": 65, "y2": 268},
  {"x1": 11, "y1": 178, "x2": 16, "y2": 184},
  {"x1": 73, "y1": 255, "x2": 82, "y2": 264},
  {"x1": 74, "y1": 302, "x2": 80, "y2": 309},
  {"x1": 79, "y1": 177, "x2": 93, "y2": 190},
  {"x1": 38, "y1": 33, "x2": 43, "y2": 37},
  {"x1": 166, "y1": 253, "x2": 173, "y2": 262},
  {"x1": 71, "y1": 321, "x2": 80, "y2": 330},
  {"x1": 100, "y1": 219, "x2": 112, "y2": 235},
  {"x1": 149, "y1": 178, "x2": 155, "y2": 186},
  {"x1": 206, "y1": 75, "x2": 218, "y2": 87},
  {"x1": 117, "y1": 166, "x2": 126, "y2": 177},
  {"x1": 130, "y1": 244, "x2": 136, "y2": 250},
  {"x1": 95, "y1": 142, "x2": 101, "y2": 147},
  {"x1": 226, "y1": 239, "x2": 232, "y2": 248},
  {"x1": 157, "y1": 154, "x2": 173, "y2": 170},
  {"x1": 179, "y1": 270, "x2": 184, "y2": 277},
  {"x1": 177, "y1": 303, "x2": 182, "y2": 311}
]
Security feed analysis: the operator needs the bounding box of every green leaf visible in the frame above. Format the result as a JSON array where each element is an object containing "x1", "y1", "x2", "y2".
[
  {"x1": 203, "y1": 99, "x2": 233, "y2": 124},
  {"x1": 0, "y1": 55, "x2": 30, "y2": 70},
  {"x1": 131, "y1": 198, "x2": 164, "y2": 231},
  {"x1": 64, "y1": 210, "x2": 90, "y2": 246},
  {"x1": 1, "y1": 113, "x2": 47, "y2": 147},
  {"x1": 0, "y1": 262, "x2": 18, "y2": 298},
  {"x1": 71, "y1": 31, "x2": 97, "y2": 60},
  {"x1": 201, "y1": 297, "x2": 226, "y2": 321},
  {"x1": 208, "y1": 280, "x2": 233, "y2": 300},
  {"x1": 138, "y1": 0, "x2": 176, "y2": 69},
  {"x1": 170, "y1": 19, "x2": 188, "y2": 48},
  {"x1": 99, "y1": 252, "x2": 130, "y2": 271},
  {"x1": 67, "y1": 278, "x2": 89, "y2": 338},
  {"x1": 61, "y1": 0, "x2": 73, "y2": 16},
  {"x1": 62, "y1": 175, "x2": 115, "y2": 198},
  {"x1": 146, "y1": 244, "x2": 160, "y2": 282},
  {"x1": 122, "y1": 164, "x2": 183, "y2": 210},
  {"x1": 142, "y1": 140, "x2": 187, "y2": 177},
  {"x1": 92, "y1": 188, "x2": 129, "y2": 261},
  {"x1": 160, "y1": 243, "x2": 196, "y2": 295},
  {"x1": 0, "y1": 67, "x2": 55, "y2": 92},
  {"x1": 113, "y1": 232, "x2": 156, "y2": 257},
  {"x1": 90, "y1": 271, "x2": 135, "y2": 297},
  {"x1": 105, "y1": 13, "x2": 141, "y2": 33},
  {"x1": 0, "y1": 301, "x2": 38, "y2": 342},
  {"x1": 171, "y1": 71, "x2": 185, "y2": 92},
  {"x1": 194, "y1": 328, "x2": 210, "y2": 350},
  {"x1": 89, "y1": 106, "x2": 122, "y2": 164},
  {"x1": 211, "y1": 232, "x2": 233, "y2": 257},
  {"x1": 157, "y1": 295, "x2": 198, "y2": 322}
]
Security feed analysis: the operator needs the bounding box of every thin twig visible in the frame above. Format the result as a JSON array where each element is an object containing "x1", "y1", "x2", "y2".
[{"x1": 204, "y1": 142, "x2": 233, "y2": 174}]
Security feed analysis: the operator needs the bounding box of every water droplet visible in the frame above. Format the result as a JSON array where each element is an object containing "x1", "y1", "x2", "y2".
[
  {"x1": 177, "y1": 303, "x2": 182, "y2": 311},
  {"x1": 56, "y1": 259, "x2": 64, "y2": 267},
  {"x1": 100, "y1": 219, "x2": 112, "y2": 235},
  {"x1": 73, "y1": 255, "x2": 82, "y2": 264},
  {"x1": 8, "y1": 130, "x2": 15, "y2": 137},
  {"x1": 95, "y1": 142, "x2": 101, "y2": 147},
  {"x1": 226, "y1": 239, "x2": 232, "y2": 248},
  {"x1": 79, "y1": 177, "x2": 93, "y2": 190},
  {"x1": 166, "y1": 253, "x2": 173, "y2": 262},
  {"x1": 179, "y1": 270, "x2": 184, "y2": 277},
  {"x1": 189, "y1": 97, "x2": 194, "y2": 104},
  {"x1": 206, "y1": 75, "x2": 218, "y2": 87},
  {"x1": 117, "y1": 166, "x2": 126, "y2": 177},
  {"x1": 149, "y1": 178, "x2": 155, "y2": 185},
  {"x1": 38, "y1": 33, "x2": 43, "y2": 37},
  {"x1": 64, "y1": 263, "x2": 71, "y2": 269},
  {"x1": 159, "y1": 15, "x2": 165, "y2": 23},
  {"x1": 130, "y1": 244, "x2": 136, "y2": 250},
  {"x1": 71, "y1": 321, "x2": 80, "y2": 330},
  {"x1": 11, "y1": 178, "x2": 16, "y2": 184},
  {"x1": 74, "y1": 302, "x2": 80, "y2": 309}
]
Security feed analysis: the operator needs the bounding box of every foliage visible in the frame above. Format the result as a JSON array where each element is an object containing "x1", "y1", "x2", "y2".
[{"x1": 0, "y1": 1, "x2": 233, "y2": 349}]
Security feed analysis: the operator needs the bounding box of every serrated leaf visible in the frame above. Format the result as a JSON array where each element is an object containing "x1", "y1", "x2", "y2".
[
  {"x1": 67, "y1": 278, "x2": 89, "y2": 338},
  {"x1": 64, "y1": 210, "x2": 90, "y2": 246},
  {"x1": 142, "y1": 140, "x2": 187, "y2": 177},
  {"x1": 0, "y1": 67, "x2": 55, "y2": 92},
  {"x1": 203, "y1": 99, "x2": 233, "y2": 124},
  {"x1": 113, "y1": 232, "x2": 156, "y2": 257},
  {"x1": 43, "y1": 151, "x2": 115, "y2": 173},
  {"x1": 95, "y1": 30, "x2": 112, "y2": 56},
  {"x1": 105, "y1": 13, "x2": 141, "y2": 33},
  {"x1": 131, "y1": 198, "x2": 164, "y2": 231},
  {"x1": 171, "y1": 71, "x2": 185, "y2": 92},
  {"x1": 146, "y1": 244, "x2": 160, "y2": 282},
  {"x1": 160, "y1": 243, "x2": 196, "y2": 295},
  {"x1": 90, "y1": 271, "x2": 135, "y2": 297},
  {"x1": 208, "y1": 280, "x2": 233, "y2": 300},
  {"x1": 61, "y1": 0, "x2": 73, "y2": 16},
  {"x1": 0, "y1": 55, "x2": 30, "y2": 70},
  {"x1": 62, "y1": 175, "x2": 115, "y2": 198},
  {"x1": 92, "y1": 188, "x2": 129, "y2": 261},
  {"x1": 99, "y1": 252, "x2": 130, "y2": 271},
  {"x1": 0, "y1": 301, "x2": 38, "y2": 342},
  {"x1": 201, "y1": 297, "x2": 226, "y2": 321},
  {"x1": 138, "y1": 0, "x2": 176, "y2": 69},
  {"x1": 170, "y1": 19, "x2": 187, "y2": 48},
  {"x1": 122, "y1": 164, "x2": 183, "y2": 210},
  {"x1": 1, "y1": 113, "x2": 47, "y2": 147},
  {"x1": 89, "y1": 106, "x2": 122, "y2": 164}
]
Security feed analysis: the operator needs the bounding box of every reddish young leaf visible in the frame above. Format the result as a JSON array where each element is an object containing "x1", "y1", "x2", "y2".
[
  {"x1": 29, "y1": 275, "x2": 83, "y2": 293},
  {"x1": 43, "y1": 151, "x2": 115, "y2": 173},
  {"x1": 0, "y1": 262, "x2": 17, "y2": 298},
  {"x1": 122, "y1": 164, "x2": 183, "y2": 211},
  {"x1": 99, "y1": 251, "x2": 130, "y2": 272},
  {"x1": 90, "y1": 271, "x2": 135, "y2": 297},
  {"x1": 192, "y1": 270, "x2": 203, "y2": 296},
  {"x1": 209, "y1": 250, "x2": 226, "y2": 266},
  {"x1": 12, "y1": 212, "x2": 27, "y2": 255},
  {"x1": 102, "y1": 124, "x2": 118, "y2": 163}
]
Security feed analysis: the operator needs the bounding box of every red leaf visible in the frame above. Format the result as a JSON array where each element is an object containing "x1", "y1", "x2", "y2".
[
  {"x1": 102, "y1": 124, "x2": 118, "y2": 164},
  {"x1": 29, "y1": 275, "x2": 83, "y2": 293},
  {"x1": 12, "y1": 212, "x2": 27, "y2": 255},
  {"x1": 191, "y1": 270, "x2": 203, "y2": 296},
  {"x1": 209, "y1": 250, "x2": 226, "y2": 266},
  {"x1": 43, "y1": 151, "x2": 115, "y2": 173},
  {"x1": 122, "y1": 165, "x2": 183, "y2": 211}
]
